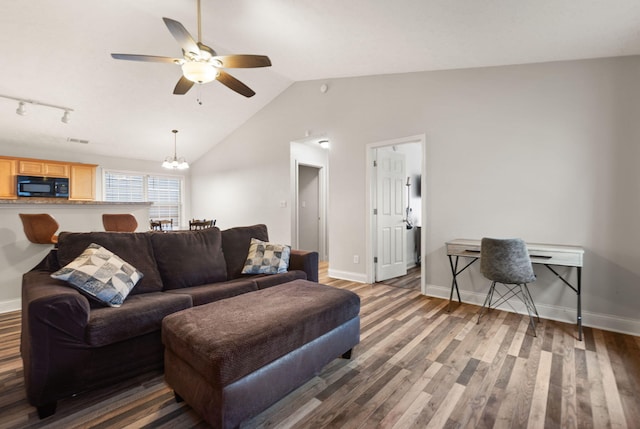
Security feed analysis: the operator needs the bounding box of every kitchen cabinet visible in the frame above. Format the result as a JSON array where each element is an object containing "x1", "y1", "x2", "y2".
[
  {"x1": 19, "y1": 160, "x2": 69, "y2": 177},
  {"x1": 0, "y1": 158, "x2": 17, "y2": 199},
  {"x1": 69, "y1": 164, "x2": 96, "y2": 201}
]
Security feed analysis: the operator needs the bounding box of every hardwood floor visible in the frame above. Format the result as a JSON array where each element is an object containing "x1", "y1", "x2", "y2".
[{"x1": 1, "y1": 263, "x2": 639, "y2": 428}]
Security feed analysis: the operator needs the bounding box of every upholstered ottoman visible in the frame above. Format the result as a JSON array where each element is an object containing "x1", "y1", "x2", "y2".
[{"x1": 161, "y1": 279, "x2": 360, "y2": 429}]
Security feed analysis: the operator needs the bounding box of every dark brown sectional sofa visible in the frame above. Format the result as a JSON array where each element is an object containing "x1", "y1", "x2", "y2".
[{"x1": 20, "y1": 224, "x2": 318, "y2": 419}]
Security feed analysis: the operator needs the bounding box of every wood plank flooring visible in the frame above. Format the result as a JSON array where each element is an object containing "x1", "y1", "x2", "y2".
[{"x1": 1, "y1": 263, "x2": 639, "y2": 428}]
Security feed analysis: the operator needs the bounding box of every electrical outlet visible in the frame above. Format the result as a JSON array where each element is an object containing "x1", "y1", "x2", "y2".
[{"x1": 353, "y1": 255, "x2": 359, "y2": 264}]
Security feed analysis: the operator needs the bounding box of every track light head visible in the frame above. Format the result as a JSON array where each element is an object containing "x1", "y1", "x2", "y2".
[
  {"x1": 16, "y1": 101, "x2": 26, "y2": 116},
  {"x1": 61, "y1": 110, "x2": 71, "y2": 124}
]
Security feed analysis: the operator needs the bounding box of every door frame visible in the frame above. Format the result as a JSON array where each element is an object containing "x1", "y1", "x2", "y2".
[
  {"x1": 290, "y1": 137, "x2": 329, "y2": 261},
  {"x1": 365, "y1": 134, "x2": 426, "y2": 294}
]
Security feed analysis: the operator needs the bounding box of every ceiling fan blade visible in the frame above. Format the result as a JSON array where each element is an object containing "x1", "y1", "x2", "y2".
[
  {"x1": 163, "y1": 17, "x2": 200, "y2": 56},
  {"x1": 213, "y1": 55, "x2": 272, "y2": 68},
  {"x1": 111, "y1": 53, "x2": 181, "y2": 64},
  {"x1": 173, "y1": 76, "x2": 195, "y2": 95},
  {"x1": 216, "y1": 71, "x2": 255, "y2": 97}
]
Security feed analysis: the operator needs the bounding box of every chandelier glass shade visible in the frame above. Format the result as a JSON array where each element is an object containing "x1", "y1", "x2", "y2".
[{"x1": 162, "y1": 129, "x2": 189, "y2": 170}]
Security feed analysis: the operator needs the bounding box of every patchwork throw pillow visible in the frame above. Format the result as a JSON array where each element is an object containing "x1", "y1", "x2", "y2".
[
  {"x1": 51, "y1": 243, "x2": 143, "y2": 307},
  {"x1": 241, "y1": 238, "x2": 291, "y2": 275}
]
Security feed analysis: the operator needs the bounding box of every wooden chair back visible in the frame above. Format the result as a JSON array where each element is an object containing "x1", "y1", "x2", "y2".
[
  {"x1": 19, "y1": 213, "x2": 59, "y2": 244},
  {"x1": 189, "y1": 219, "x2": 215, "y2": 230},
  {"x1": 102, "y1": 214, "x2": 138, "y2": 232},
  {"x1": 150, "y1": 219, "x2": 173, "y2": 231}
]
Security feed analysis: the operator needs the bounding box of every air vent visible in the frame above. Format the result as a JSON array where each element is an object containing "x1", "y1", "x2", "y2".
[{"x1": 66, "y1": 137, "x2": 89, "y2": 144}]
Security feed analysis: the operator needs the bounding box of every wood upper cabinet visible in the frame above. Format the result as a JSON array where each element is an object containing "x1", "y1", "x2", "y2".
[
  {"x1": 19, "y1": 160, "x2": 70, "y2": 177},
  {"x1": 69, "y1": 164, "x2": 96, "y2": 201},
  {"x1": 0, "y1": 158, "x2": 17, "y2": 199}
]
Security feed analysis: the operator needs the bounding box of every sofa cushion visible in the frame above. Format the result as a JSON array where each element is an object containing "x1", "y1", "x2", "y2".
[
  {"x1": 57, "y1": 232, "x2": 163, "y2": 295},
  {"x1": 241, "y1": 238, "x2": 291, "y2": 275},
  {"x1": 251, "y1": 270, "x2": 307, "y2": 289},
  {"x1": 221, "y1": 224, "x2": 269, "y2": 279},
  {"x1": 86, "y1": 292, "x2": 192, "y2": 347},
  {"x1": 165, "y1": 278, "x2": 258, "y2": 306},
  {"x1": 51, "y1": 243, "x2": 143, "y2": 307},
  {"x1": 150, "y1": 227, "x2": 227, "y2": 290}
]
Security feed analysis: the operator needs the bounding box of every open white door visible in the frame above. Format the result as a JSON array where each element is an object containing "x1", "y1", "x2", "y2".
[{"x1": 375, "y1": 150, "x2": 407, "y2": 281}]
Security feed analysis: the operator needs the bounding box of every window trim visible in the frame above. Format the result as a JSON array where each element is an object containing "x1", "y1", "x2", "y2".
[{"x1": 103, "y1": 168, "x2": 186, "y2": 229}]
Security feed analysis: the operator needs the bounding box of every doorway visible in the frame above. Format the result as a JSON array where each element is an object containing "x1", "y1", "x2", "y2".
[
  {"x1": 366, "y1": 135, "x2": 426, "y2": 294},
  {"x1": 290, "y1": 138, "x2": 329, "y2": 261},
  {"x1": 298, "y1": 165, "x2": 321, "y2": 253}
]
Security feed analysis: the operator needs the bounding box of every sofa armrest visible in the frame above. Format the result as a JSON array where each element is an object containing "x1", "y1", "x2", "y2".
[
  {"x1": 21, "y1": 269, "x2": 92, "y2": 408},
  {"x1": 289, "y1": 250, "x2": 319, "y2": 282}
]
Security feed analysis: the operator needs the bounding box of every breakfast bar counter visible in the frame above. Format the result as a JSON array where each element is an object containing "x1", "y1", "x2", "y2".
[
  {"x1": 0, "y1": 199, "x2": 152, "y2": 205},
  {"x1": 0, "y1": 200, "x2": 152, "y2": 313}
]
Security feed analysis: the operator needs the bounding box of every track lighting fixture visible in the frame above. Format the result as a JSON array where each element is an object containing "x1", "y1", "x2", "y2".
[
  {"x1": 16, "y1": 101, "x2": 26, "y2": 116},
  {"x1": 162, "y1": 129, "x2": 189, "y2": 170},
  {"x1": 1, "y1": 94, "x2": 74, "y2": 124}
]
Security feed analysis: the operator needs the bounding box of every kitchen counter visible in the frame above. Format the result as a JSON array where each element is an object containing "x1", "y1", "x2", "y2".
[{"x1": 0, "y1": 199, "x2": 152, "y2": 205}]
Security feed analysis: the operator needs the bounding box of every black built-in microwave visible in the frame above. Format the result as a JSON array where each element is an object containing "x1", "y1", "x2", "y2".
[{"x1": 17, "y1": 175, "x2": 69, "y2": 198}]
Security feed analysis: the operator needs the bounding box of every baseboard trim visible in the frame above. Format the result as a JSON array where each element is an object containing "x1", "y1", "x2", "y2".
[
  {"x1": 425, "y1": 284, "x2": 640, "y2": 337},
  {"x1": 0, "y1": 299, "x2": 20, "y2": 314},
  {"x1": 327, "y1": 269, "x2": 367, "y2": 284}
]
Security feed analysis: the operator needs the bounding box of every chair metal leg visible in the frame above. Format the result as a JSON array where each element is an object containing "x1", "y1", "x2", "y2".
[
  {"x1": 477, "y1": 281, "x2": 496, "y2": 324},
  {"x1": 477, "y1": 281, "x2": 539, "y2": 337},
  {"x1": 522, "y1": 283, "x2": 540, "y2": 322},
  {"x1": 519, "y1": 284, "x2": 538, "y2": 337}
]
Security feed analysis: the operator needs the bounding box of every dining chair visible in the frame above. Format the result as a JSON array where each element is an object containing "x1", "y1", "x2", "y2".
[
  {"x1": 150, "y1": 219, "x2": 173, "y2": 231},
  {"x1": 189, "y1": 219, "x2": 215, "y2": 230},
  {"x1": 102, "y1": 214, "x2": 138, "y2": 232},
  {"x1": 477, "y1": 237, "x2": 540, "y2": 336},
  {"x1": 19, "y1": 213, "x2": 60, "y2": 244}
]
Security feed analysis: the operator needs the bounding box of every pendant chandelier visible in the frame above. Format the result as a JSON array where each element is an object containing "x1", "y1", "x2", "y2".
[{"x1": 162, "y1": 129, "x2": 189, "y2": 170}]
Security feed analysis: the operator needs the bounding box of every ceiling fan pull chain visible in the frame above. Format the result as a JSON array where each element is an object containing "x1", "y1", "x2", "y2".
[{"x1": 197, "y1": 85, "x2": 203, "y2": 105}]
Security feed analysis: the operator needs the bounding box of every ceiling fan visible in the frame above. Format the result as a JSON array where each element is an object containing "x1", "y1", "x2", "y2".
[{"x1": 111, "y1": 0, "x2": 271, "y2": 97}]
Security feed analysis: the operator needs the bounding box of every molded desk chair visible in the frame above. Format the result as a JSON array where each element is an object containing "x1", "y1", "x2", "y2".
[
  {"x1": 102, "y1": 214, "x2": 138, "y2": 232},
  {"x1": 478, "y1": 237, "x2": 540, "y2": 336},
  {"x1": 19, "y1": 213, "x2": 60, "y2": 244}
]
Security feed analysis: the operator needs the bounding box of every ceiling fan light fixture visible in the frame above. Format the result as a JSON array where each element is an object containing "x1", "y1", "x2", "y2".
[{"x1": 181, "y1": 61, "x2": 219, "y2": 84}]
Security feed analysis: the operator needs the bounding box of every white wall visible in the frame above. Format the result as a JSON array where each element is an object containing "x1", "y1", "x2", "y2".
[{"x1": 191, "y1": 56, "x2": 640, "y2": 335}]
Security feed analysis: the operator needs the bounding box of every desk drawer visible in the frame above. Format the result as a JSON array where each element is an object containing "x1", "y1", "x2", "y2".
[
  {"x1": 446, "y1": 242, "x2": 480, "y2": 257},
  {"x1": 529, "y1": 250, "x2": 583, "y2": 267}
]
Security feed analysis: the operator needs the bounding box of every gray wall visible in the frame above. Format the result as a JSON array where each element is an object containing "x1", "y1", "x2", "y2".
[{"x1": 191, "y1": 56, "x2": 640, "y2": 335}]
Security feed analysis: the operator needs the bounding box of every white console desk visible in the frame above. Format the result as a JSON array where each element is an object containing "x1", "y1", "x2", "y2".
[{"x1": 445, "y1": 239, "x2": 585, "y2": 340}]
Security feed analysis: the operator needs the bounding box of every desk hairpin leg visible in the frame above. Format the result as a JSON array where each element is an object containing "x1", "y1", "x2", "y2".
[
  {"x1": 447, "y1": 255, "x2": 478, "y2": 312},
  {"x1": 543, "y1": 264, "x2": 583, "y2": 341}
]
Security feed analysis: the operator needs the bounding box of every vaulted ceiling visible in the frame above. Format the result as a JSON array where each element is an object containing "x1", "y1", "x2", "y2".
[{"x1": 1, "y1": 0, "x2": 639, "y2": 164}]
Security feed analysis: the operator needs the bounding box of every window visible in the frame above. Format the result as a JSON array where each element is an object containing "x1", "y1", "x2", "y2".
[{"x1": 104, "y1": 170, "x2": 183, "y2": 229}]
